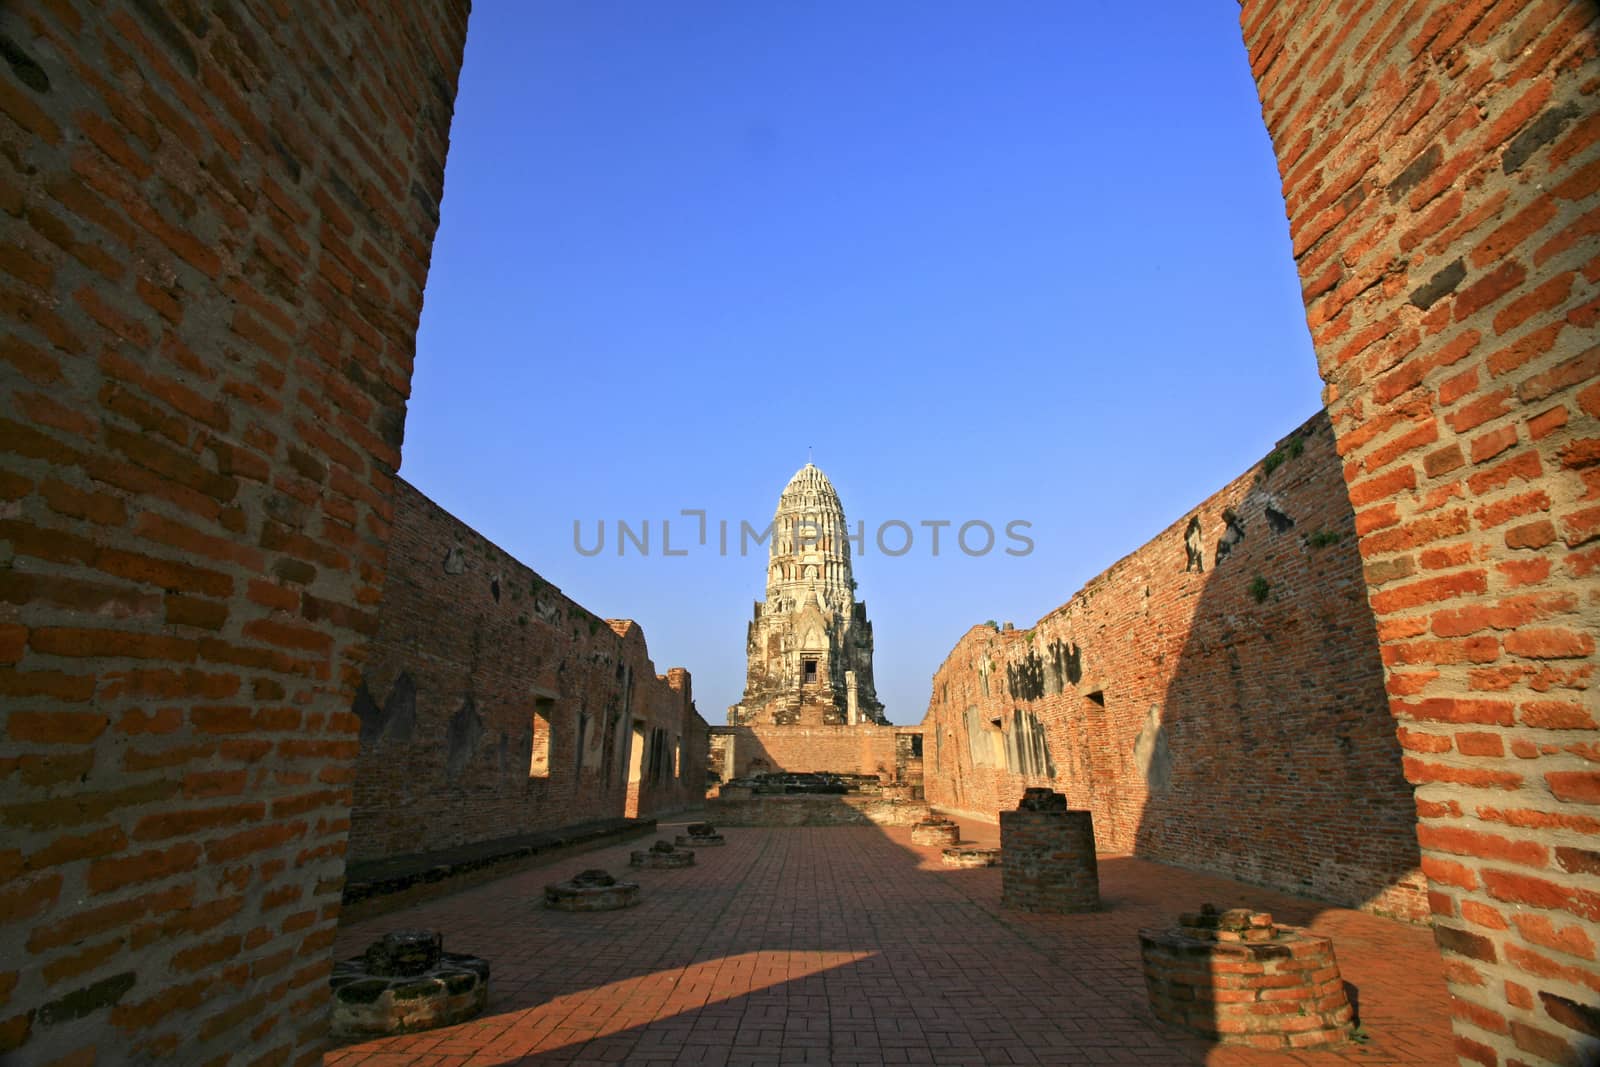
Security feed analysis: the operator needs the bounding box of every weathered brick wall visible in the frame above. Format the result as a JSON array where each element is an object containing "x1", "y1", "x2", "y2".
[
  {"x1": 1240, "y1": 2, "x2": 1598, "y2": 1064},
  {"x1": 0, "y1": 3, "x2": 469, "y2": 1063},
  {"x1": 708, "y1": 723, "x2": 917, "y2": 781},
  {"x1": 921, "y1": 413, "x2": 1429, "y2": 921},
  {"x1": 5, "y1": 1, "x2": 1591, "y2": 1064},
  {"x1": 706, "y1": 792, "x2": 933, "y2": 827},
  {"x1": 350, "y1": 481, "x2": 708, "y2": 863}
]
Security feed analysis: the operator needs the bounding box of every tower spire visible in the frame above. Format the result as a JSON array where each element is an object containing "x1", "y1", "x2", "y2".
[{"x1": 726, "y1": 461, "x2": 886, "y2": 729}]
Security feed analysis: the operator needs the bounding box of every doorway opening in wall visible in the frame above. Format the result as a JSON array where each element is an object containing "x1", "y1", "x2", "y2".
[
  {"x1": 530, "y1": 697, "x2": 554, "y2": 778},
  {"x1": 803, "y1": 659, "x2": 818, "y2": 684},
  {"x1": 628, "y1": 720, "x2": 646, "y2": 785}
]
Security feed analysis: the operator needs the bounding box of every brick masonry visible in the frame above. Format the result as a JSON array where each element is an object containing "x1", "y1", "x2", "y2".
[
  {"x1": 708, "y1": 722, "x2": 921, "y2": 783},
  {"x1": 908, "y1": 817, "x2": 961, "y2": 847},
  {"x1": 705, "y1": 792, "x2": 933, "y2": 828},
  {"x1": 0, "y1": 2, "x2": 1594, "y2": 1065},
  {"x1": 999, "y1": 806, "x2": 1102, "y2": 914},
  {"x1": 921, "y1": 412, "x2": 1431, "y2": 922},
  {"x1": 1139, "y1": 906, "x2": 1355, "y2": 1050},
  {"x1": 349, "y1": 480, "x2": 707, "y2": 865},
  {"x1": 0, "y1": 3, "x2": 469, "y2": 1064},
  {"x1": 1240, "y1": 3, "x2": 1599, "y2": 1064}
]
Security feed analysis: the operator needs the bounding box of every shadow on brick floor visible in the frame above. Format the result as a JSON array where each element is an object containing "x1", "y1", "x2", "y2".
[{"x1": 325, "y1": 818, "x2": 1450, "y2": 1066}]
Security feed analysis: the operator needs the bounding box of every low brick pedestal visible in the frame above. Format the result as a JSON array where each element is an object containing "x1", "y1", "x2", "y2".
[
  {"x1": 329, "y1": 930, "x2": 489, "y2": 1040},
  {"x1": 675, "y1": 822, "x2": 726, "y2": 847},
  {"x1": 909, "y1": 817, "x2": 960, "y2": 847},
  {"x1": 544, "y1": 869, "x2": 640, "y2": 911},
  {"x1": 630, "y1": 840, "x2": 695, "y2": 869},
  {"x1": 1139, "y1": 904, "x2": 1355, "y2": 1050},
  {"x1": 999, "y1": 788, "x2": 1100, "y2": 913},
  {"x1": 942, "y1": 846, "x2": 1000, "y2": 868}
]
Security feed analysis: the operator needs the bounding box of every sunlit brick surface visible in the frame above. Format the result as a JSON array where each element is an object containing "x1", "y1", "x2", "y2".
[
  {"x1": 1241, "y1": 4, "x2": 1600, "y2": 1062},
  {"x1": 327, "y1": 824, "x2": 1451, "y2": 1066}
]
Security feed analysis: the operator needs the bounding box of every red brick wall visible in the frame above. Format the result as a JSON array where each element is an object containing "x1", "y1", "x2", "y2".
[
  {"x1": 920, "y1": 413, "x2": 1428, "y2": 921},
  {"x1": 349, "y1": 482, "x2": 708, "y2": 863},
  {"x1": 5, "y1": 1, "x2": 1593, "y2": 1064},
  {"x1": 1241, "y1": 2, "x2": 1598, "y2": 1063},
  {"x1": 0, "y1": 3, "x2": 468, "y2": 1062},
  {"x1": 709, "y1": 723, "x2": 913, "y2": 781}
]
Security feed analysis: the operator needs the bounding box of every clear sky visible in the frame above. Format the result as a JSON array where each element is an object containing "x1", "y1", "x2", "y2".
[{"x1": 399, "y1": 1, "x2": 1324, "y2": 725}]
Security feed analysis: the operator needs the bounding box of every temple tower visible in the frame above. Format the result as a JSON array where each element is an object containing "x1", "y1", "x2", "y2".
[{"x1": 728, "y1": 463, "x2": 887, "y2": 726}]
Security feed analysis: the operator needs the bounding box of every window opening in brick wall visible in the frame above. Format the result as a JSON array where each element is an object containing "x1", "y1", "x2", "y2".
[{"x1": 530, "y1": 697, "x2": 554, "y2": 778}]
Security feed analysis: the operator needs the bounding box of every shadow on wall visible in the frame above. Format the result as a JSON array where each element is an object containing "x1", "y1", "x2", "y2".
[
  {"x1": 345, "y1": 481, "x2": 708, "y2": 866},
  {"x1": 1126, "y1": 414, "x2": 1428, "y2": 922},
  {"x1": 918, "y1": 413, "x2": 1428, "y2": 924}
]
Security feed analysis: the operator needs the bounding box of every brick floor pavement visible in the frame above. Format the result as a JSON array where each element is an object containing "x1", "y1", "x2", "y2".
[{"x1": 325, "y1": 820, "x2": 1452, "y2": 1066}]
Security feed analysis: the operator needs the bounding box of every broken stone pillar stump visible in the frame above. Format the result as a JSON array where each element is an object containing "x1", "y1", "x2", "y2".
[
  {"x1": 1139, "y1": 904, "x2": 1355, "y2": 1050},
  {"x1": 999, "y1": 788, "x2": 1100, "y2": 913},
  {"x1": 909, "y1": 816, "x2": 960, "y2": 847},
  {"x1": 630, "y1": 840, "x2": 695, "y2": 869},
  {"x1": 544, "y1": 869, "x2": 640, "y2": 911},
  {"x1": 675, "y1": 822, "x2": 725, "y2": 847},
  {"x1": 329, "y1": 930, "x2": 489, "y2": 1040},
  {"x1": 942, "y1": 846, "x2": 1000, "y2": 868}
]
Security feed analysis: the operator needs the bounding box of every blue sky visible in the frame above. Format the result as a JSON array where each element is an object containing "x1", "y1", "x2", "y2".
[{"x1": 399, "y1": 1, "x2": 1323, "y2": 724}]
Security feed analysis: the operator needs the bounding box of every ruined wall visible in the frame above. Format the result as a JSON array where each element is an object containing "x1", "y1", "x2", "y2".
[
  {"x1": 710, "y1": 723, "x2": 920, "y2": 783},
  {"x1": 0, "y1": 3, "x2": 468, "y2": 1064},
  {"x1": 1241, "y1": 3, "x2": 1599, "y2": 1064},
  {"x1": 349, "y1": 481, "x2": 708, "y2": 863},
  {"x1": 922, "y1": 413, "x2": 1428, "y2": 921},
  {"x1": 2, "y1": 1, "x2": 1592, "y2": 1065},
  {"x1": 706, "y1": 793, "x2": 933, "y2": 828}
]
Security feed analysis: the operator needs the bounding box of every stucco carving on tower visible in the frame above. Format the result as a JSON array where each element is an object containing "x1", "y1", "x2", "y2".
[{"x1": 728, "y1": 464, "x2": 888, "y2": 727}]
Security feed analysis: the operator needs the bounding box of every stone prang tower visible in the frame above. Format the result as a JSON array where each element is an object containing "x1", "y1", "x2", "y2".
[{"x1": 728, "y1": 463, "x2": 887, "y2": 727}]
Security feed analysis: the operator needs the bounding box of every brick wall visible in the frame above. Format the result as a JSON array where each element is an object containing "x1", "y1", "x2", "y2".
[
  {"x1": 709, "y1": 723, "x2": 920, "y2": 782},
  {"x1": 0, "y1": 2, "x2": 469, "y2": 1063},
  {"x1": 4, "y1": 1, "x2": 1593, "y2": 1065},
  {"x1": 920, "y1": 412, "x2": 1429, "y2": 921},
  {"x1": 349, "y1": 481, "x2": 708, "y2": 864},
  {"x1": 1240, "y1": 2, "x2": 1598, "y2": 1063}
]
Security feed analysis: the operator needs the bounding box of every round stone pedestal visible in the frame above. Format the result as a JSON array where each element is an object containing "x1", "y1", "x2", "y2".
[
  {"x1": 910, "y1": 817, "x2": 960, "y2": 847},
  {"x1": 544, "y1": 869, "x2": 641, "y2": 911},
  {"x1": 675, "y1": 822, "x2": 725, "y2": 847},
  {"x1": 999, "y1": 789, "x2": 1100, "y2": 913},
  {"x1": 1140, "y1": 904, "x2": 1355, "y2": 1050},
  {"x1": 942, "y1": 846, "x2": 1000, "y2": 868},
  {"x1": 630, "y1": 840, "x2": 696, "y2": 869},
  {"x1": 329, "y1": 930, "x2": 489, "y2": 1040}
]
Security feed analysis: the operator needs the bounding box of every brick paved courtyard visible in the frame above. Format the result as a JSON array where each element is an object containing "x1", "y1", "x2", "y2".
[{"x1": 325, "y1": 821, "x2": 1452, "y2": 1066}]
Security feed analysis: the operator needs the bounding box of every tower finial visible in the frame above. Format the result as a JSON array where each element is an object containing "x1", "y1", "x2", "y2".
[{"x1": 807, "y1": 444, "x2": 812, "y2": 464}]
